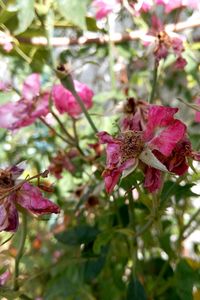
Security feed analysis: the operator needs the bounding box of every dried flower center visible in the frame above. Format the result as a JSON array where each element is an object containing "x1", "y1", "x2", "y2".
[
  {"x1": 120, "y1": 131, "x2": 144, "y2": 163},
  {"x1": 0, "y1": 170, "x2": 14, "y2": 190}
]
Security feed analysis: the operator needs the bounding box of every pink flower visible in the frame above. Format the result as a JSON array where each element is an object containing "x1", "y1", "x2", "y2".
[
  {"x1": 174, "y1": 56, "x2": 187, "y2": 70},
  {"x1": 0, "y1": 74, "x2": 49, "y2": 130},
  {"x1": 0, "y1": 163, "x2": 60, "y2": 232},
  {"x1": 98, "y1": 105, "x2": 186, "y2": 193},
  {"x1": 144, "y1": 16, "x2": 187, "y2": 67},
  {"x1": 92, "y1": 0, "x2": 120, "y2": 19},
  {"x1": 155, "y1": 0, "x2": 199, "y2": 13},
  {"x1": 132, "y1": 0, "x2": 154, "y2": 14},
  {"x1": 0, "y1": 31, "x2": 13, "y2": 52},
  {"x1": 0, "y1": 270, "x2": 10, "y2": 286},
  {"x1": 52, "y1": 80, "x2": 93, "y2": 117}
]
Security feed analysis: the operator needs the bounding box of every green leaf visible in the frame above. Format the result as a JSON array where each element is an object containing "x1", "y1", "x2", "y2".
[
  {"x1": 15, "y1": 0, "x2": 35, "y2": 34},
  {"x1": 55, "y1": 225, "x2": 99, "y2": 246},
  {"x1": 175, "y1": 259, "x2": 199, "y2": 300},
  {"x1": 127, "y1": 277, "x2": 147, "y2": 300},
  {"x1": 93, "y1": 230, "x2": 113, "y2": 254},
  {"x1": 56, "y1": 0, "x2": 88, "y2": 30}
]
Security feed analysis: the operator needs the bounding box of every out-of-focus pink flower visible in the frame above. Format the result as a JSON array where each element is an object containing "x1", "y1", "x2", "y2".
[
  {"x1": 0, "y1": 74, "x2": 49, "y2": 130},
  {"x1": 0, "y1": 270, "x2": 10, "y2": 286},
  {"x1": 48, "y1": 149, "x2": 78, "y2": 179},
  {"x1": 155, "y1": 0, "x2": 199, "y2": 13},
  {"x1": 0, "y1": 81, "x2": 11, "y2": 91},
  {"x1": 0, "y1": 163, "x2": 60, "y2": 232},
  {"x1": 98, "y1": 105, "x2": 186, "y2": 193},
  {"x1": 0, "y1": 31, "x2": 13, "y2": 52},
  {"x1": 144, "y1": 16, "x2": 187, "y2": 68},
  {"x1": 174, "y1": 56, "x2": 187, "y2": 70},
  {"x1": 52, "y1": 80, "x2": 93, "y2": 117},
  {"x1": 92, "y1": 0, "x2": 121, "y2": 19},
  {"x1": 132, "y1": 0, "x2": 154, "y2": 14}
]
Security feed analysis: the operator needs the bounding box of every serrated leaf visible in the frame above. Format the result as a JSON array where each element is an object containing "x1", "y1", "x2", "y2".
[
  {"x1": 14, "y1": 0, "x2": 35, "y2": 34},
  {"x1": 57, "y1": 0, "x2": 88, "y2": 30}
]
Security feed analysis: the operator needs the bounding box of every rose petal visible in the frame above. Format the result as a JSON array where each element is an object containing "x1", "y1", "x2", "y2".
[
  {"x1": 15, "y1": 183, "x2": 60, "y2": 215},
  {"x1": 22, "y1": 73, "x2": 41, "y2": 100}
]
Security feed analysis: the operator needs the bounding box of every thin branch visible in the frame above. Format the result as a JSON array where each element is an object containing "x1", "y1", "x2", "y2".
[{"x1": 14, "y1": 18, "x2": 200, "y2": 47}]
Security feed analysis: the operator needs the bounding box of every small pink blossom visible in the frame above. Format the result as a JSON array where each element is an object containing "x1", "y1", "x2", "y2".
[
  {"x1": 52, "y1": 80, "x2": 93, "y2": 117},
  {"x1": 0, "y1": 31, "x2": 13, "y2": 52},
  {"x1": 0, "y1": 74, "x2": 49, "y2": 130},
  {"x1": 174, "y1": 56, "x2": 187, "y2": 70},
  {"x1": 98, "y1": 105, "x2": 186, "y2": 193},
  {"x1": 0, "y1": 270, "x2": 10, "y2": 286},
  {"x1": 92, "y1": 0, "x2": 121, "y2": 19},
  {"x1": 132, "y1": 0, "x2": 154, "y2": 14},
  {"x1": 0, "y1": 163, "x2": 60, "y2": 232},
  {"x1": 144, "y1": 16, "x2": 187, "y2": 67}
]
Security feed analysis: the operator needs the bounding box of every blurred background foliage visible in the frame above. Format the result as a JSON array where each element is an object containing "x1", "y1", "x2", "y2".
[{"x1": 0, "y1": 0, "x2": 200, "y2": 299}]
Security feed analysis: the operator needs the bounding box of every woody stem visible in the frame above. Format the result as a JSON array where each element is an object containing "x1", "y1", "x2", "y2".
[{"x1": 13, "y1": 213, "x2": 27, "y2": 291}]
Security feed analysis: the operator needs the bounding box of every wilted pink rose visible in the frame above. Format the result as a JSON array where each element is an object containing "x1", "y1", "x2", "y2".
[
  {"x1": 98, "y1": 105, "x2": 186, "y2": 193},
  {"x1": 144, "y1": 16, "x2": 187, "y2": 67},
  {"x1": 0, "y1": 74, "x2": 50, "y2": 130},
  {"x1": 52, "y1": 80, "x2": 93, "y2": 117},
  {"x1": 0, "y1": 163, "x2": 60, "y2": 232},
  {"x1": 92, "y1": 0, "x2": 121, "y2": 19}
]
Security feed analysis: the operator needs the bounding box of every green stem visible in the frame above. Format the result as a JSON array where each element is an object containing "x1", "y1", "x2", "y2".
[
  {"x1": 149, "y1": 61, "x2": 158, "y2": 103},
  {"x1": 13, "y1": 213, "x2": 27, "y2": 291},
  {"x1": 181, "y1": 207, "x2": 200, "y2": 239},
  {"x1": 51, "y1": 110, "x2": 75, "y2": 142},
  {"x1": 128, "y1": 191, "x2": 137, "y2": 279},
  {"x1": 39, "y1": 117, "x2": 74, "y2": 146},
  {"x1": 108, "y1": 16, "x2": 116, "y2": 90},
  {"x1": 70, "y1": 89, "x2": 98, "y2": 134}
]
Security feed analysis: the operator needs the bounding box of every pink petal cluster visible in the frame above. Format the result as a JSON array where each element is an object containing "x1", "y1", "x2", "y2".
[
  {"x1": 144, "y1": 16, "x2": 187, "y2": 68},
  {"x1": 131, "y1": 0, "x2": 154, "y2": 14},
  {"x1": 0, "y1": 31, "x2": 13, "y2": 52},
  {"x1": 98, "y1": 105, "x2": 190, "y2": 193},
  {"x1": 52, "y1": 80, "x2": 93, "y2": 117},
  {"x1": 92, "y1": 0, "x2": 121, "y2": 19},
  {"x1": 119, "y1": 98, "x2": 148, "y2": 131},
  {"x1": 0, "y1": 164, "x2": 60, "y2": 232},
  {"x1": 0, "y1": 270, "x2": 10, "y2": 286},
  {"x1": 0, "y1": 74, "x2": 49, "y2": 130},
  {"x1": 155, "y1": 0, "x2": 199, "y2": 13}
]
